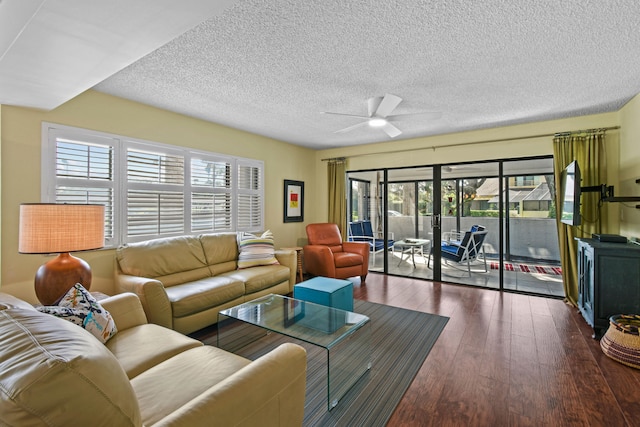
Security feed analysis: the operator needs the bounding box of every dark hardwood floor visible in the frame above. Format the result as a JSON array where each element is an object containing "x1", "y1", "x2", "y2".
[{"x1": 355, "y1": 274, "x2": 640, "y2": 427}]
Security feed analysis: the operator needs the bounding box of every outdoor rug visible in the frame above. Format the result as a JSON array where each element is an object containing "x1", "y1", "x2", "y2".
[
  {"x1": 489, "y1": 261, "x2": 562, "y2": 275},
  {"x1": 216, "y1": 300, "x2": 448, "y2": 427}
]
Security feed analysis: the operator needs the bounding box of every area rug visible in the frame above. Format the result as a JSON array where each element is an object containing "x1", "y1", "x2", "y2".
[
  {"x1": 489, "y1": 261, "x2": 562, "y2": 275},
  {"x1": 212, "y1": 300, "x2": 448, "y2": 427}
]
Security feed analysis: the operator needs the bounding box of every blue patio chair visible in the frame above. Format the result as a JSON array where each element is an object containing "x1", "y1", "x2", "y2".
[
  {"x1": 348, "y1": 220, "x2": 394, "y2": 266},
  {"x1": 428, "y1": 228, "x2": 488, "y2": 276},
  {"x1": 444, "y1": 225, "x2": 485, "y2": 246}
]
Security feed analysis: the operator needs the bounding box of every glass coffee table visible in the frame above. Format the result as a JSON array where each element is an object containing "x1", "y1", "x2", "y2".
[{"x1": 218, "y1": 294, "x2": 371, "y2": 410}]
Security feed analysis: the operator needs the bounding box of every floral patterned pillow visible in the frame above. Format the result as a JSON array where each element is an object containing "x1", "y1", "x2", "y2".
[{"x1": 37, "y1": 283, "x2": 117, "y2": 343}]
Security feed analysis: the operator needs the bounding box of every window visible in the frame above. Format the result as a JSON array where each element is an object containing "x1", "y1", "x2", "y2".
[
  {"x1": 349, "y1": 179, "x2": 371, "y2": 222},
  {"x1": 42, "y1": 123, "x2": 264, "y2": 247}
]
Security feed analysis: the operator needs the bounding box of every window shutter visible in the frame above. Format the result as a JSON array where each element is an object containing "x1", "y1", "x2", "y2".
[
  {"x1": 237, "y1": 193, "x2": 262, "y2": 229},
  {"x1": 191, "y1": 192, "x2": 232, "y2": 231},
  {"x1": 52, "y1": 137, "x2": 115, "y2": 243},
  {"x1": 127, "y1": 190, "x2": 184, "y2": 237},
  {"x1": 237, "y1": 162, "x2": 263, "y2": 230},
  {"x1": 44, "y1": 124, "x2": 266, "y2": 246},
  {"x1": 127, "y1": 148, "x2": 184, "y2": 184},
  {"x1": 190, "y1": 157, "x2": 233, "y2": 232},
  {"x1": 126, "y1": 147, "x2": 185, "y2": 239}
]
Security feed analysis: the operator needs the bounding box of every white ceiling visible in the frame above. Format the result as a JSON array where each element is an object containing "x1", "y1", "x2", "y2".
[
  {"x1": 0, "y1": 0, "x2": 238, "y2": 109},
  {"x1": 3, "y1": 1, "x2": 640, "y2": 150}
]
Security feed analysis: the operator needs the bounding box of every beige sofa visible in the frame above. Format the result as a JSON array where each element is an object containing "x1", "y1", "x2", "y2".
[
  {"x1": 0, "y1": 291, "x2": 307, "y2": 427},
  {"x1": 115, "y1": 233, "x2": 296, "y2": 334}
]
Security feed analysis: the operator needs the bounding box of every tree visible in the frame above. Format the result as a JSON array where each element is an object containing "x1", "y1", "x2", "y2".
[{"x1": 461, "y1": 178, "x2": 486, "y2": 216}]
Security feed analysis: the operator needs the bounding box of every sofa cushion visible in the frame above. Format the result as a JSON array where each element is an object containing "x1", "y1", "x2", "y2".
[
  {"x1": 0, "y1": 303, "x2": 141, "y2": 427},
  {"x1": 131, "y1": 346, "x2": 250, "y2": 426},
  {"x1": 106, "y1": 323, "x2": 203, "y2": 379},
  {"x1": 200, "y1": 233, "x2": 239, "y2": 275},
  {"x1": 237, "y1": 230, "x2": 280, "y2": 269},
  {"x1": 223, "y1": 264, "x2": 291, "y2": 294},
  {"x1": 164, "y1": 277, "x2": 245, "y2": 318},
  {"x1": 116, "y1": 236, "x2": 209, "y2": 282},
  {"x1": 155, "y1": 266, "x2": 212, "y2": 288},
  {"x1": 37, "y1": 283, "x2": 117, "y2": 343}
]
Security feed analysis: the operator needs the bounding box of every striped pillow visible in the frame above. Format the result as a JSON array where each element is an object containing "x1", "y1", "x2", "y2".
[{"x1": 237, "y1": 230, "x2": 280, "y2": 269}]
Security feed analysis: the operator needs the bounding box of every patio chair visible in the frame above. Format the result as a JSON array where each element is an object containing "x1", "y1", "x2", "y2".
[
  {"x1": 348, "y1": 220, "x2": 395, "y2": 267},
  {"x1": 443, "y1": 225, "x2": 485, "y2": 246},
  {"x1": 428, "y1": 228, "x2": 488, "y2": 276}
]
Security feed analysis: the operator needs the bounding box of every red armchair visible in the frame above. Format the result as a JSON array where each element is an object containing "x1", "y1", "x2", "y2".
[{"x1": 304, "y1": 223, "x2": 369, "y2": 282}]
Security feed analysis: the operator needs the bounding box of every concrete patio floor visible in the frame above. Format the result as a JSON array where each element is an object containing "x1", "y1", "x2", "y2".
[{"x1": 370, "y1": 250, "x2": 564, "y2": 298}]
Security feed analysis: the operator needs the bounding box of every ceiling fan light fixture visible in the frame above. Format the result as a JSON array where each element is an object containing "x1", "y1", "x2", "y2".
[{"x1": 369, "y1": 118, "x2": 387, "y2": 127}]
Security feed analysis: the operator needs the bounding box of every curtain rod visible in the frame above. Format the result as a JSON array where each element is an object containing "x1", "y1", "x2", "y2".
[
  {"x1": 321, "y1": 125, "x2": 620, "y2": 161},
  {"x1": 553, "y1": 127, "x2": 617, "y2": 137}
]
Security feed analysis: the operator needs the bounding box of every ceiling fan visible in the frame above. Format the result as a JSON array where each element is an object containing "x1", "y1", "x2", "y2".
[{"x1": 322, "y1": 93, "x2": 442, "y2": 138}]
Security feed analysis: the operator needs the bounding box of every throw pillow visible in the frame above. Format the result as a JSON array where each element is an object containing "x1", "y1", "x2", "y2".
[
  {"x1": 237, "y1": 230, "x2": 280, "y2": 269},
  {"x1": 37, "y1": 283, "x2": 117, "y2": 343}
]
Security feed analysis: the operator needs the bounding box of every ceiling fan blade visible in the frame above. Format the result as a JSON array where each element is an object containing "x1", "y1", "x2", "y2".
[
  {"x1": 335, "y1": 121, "x2": 370, "y2": 134},
  {"x1": 367, "y1": 97, "x2": 382, "y2": 117},
  {"x1": 381, "y1": 122, "x2": 402, "y2": 138},
  {"x1": 386, "y1": 111, "x2": 443, "y2": 121},
  {"x1": 375, "y1": 93, "x2": 403, "y2": 118},
  {"x1": 321, "y1": 111, "x2": 370, "y2": 119}
]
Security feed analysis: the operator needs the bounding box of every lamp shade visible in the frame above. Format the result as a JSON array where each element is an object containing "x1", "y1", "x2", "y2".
[{"x1": 19, "y1": 204, "x2": 105, "y2": 254}]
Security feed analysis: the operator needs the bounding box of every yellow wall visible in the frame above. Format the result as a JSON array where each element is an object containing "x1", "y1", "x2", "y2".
[
  {"x1": 2, "y1": 88, "x2": 638, "y2": 303},
  {"x1": 618, "y1": 93, "x2": 640, "y2": 240},
  {"x1": 313, "y1": 111, "x2": 621, "y2": 227},
  {"x1": 1, "y1": 90, "x2": 316, "y2": 302}
]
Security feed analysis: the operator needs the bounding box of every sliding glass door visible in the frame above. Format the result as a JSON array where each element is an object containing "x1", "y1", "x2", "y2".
[
  {"x1": 347, "y1": 171, "x2": 391, "y2": 273},
  {"x1": 346, "y1": 156, "x2": 562, "y2": 297},
  {"x1": 439, "y1": 163, "x2": 500, "y2": 288},
  {"x1": 386, "y1": 168, "x2": 436, "y2": 279},
  {"x1": 500, "y1": 159, "x2": 562, "y2": 296}
]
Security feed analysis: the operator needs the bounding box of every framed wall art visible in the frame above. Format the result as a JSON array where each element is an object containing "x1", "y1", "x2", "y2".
[{"x1": 283, "y1": 179, "x2": 304, "y2": 223}]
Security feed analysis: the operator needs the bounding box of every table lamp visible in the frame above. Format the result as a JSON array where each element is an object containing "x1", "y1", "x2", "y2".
[{"x1": 19, "y1": 203, "x2": 105, "y2": 305}]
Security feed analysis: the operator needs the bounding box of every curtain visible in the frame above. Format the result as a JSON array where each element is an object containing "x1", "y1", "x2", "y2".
[
  {"x1": 553, "y1": 131, "x2": 606, "y2": 305},
  {"x1": 327, "y1": 159, "x2": 347, "y2": 239}
]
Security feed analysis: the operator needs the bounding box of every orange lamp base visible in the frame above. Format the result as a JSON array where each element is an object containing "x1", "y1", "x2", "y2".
[{"x1": 34, "y1": 252, "x2": 92, "y2": 305}]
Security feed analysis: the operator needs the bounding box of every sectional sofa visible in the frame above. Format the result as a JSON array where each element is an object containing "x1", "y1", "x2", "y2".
[
  {"x1": 115, "y1": 232, "x2": 297, "y2": 334},
  {"x1": 0, "y1": 291, "x2": 307, "y2": 426}
]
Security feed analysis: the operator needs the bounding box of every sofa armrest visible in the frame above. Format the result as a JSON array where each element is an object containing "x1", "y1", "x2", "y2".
[
  {"x1": 343, "y1": 241, "x2": 370, "y2": 260},
  {"x1": 303, "y1": 244, "x2": 337, "y2": 278},
  {"x1": 274, "y1": 249, "x2": 297, "y2": 292},
  {"x1": 114, "y1": 273, "x2": 173, "y2": 330},
  {"x1": 99, "y1": 293, "x2": 148, "y2": 331},
  {"x1": 154, "y1": 343, "x2": 307, "y2": 427}
]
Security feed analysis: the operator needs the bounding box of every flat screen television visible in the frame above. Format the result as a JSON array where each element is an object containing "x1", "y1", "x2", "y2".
[{"x1": 560, "y1": 160, "x2": 581, "y2": 226}]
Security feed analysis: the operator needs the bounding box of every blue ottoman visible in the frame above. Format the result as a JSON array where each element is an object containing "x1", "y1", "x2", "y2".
[
  {"x1": 293, "y1": 277, "x2": 354, "y2": 333},
  {"x1": 294, "y1": 277, "x2": 353, "y2": 311}
]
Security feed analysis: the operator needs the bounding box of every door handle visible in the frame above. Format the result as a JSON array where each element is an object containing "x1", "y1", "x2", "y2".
[{"x1": 432, "y1": 214, "x2": 441, "y2": 229}]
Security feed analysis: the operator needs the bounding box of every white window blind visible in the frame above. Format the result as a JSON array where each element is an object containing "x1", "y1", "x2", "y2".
[
  {"x1": 46, "y1": 131, "x2": 116, "y2": 246},
  {"x1": 190, "y1": 157, "x2": 233, "y2": 232},
  {"x1": 42, "y1": 123, "x2": 264, "y2": 247},
  {"x1": 125, "y1": 145, "x2": 185, "y2": 239},
  {"x1": 237, "y1": 161, "x2": 263, "y2": 230}
]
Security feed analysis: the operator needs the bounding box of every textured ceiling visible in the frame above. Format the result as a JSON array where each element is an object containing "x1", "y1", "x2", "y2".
[
  {"x1": 92, "y1": 1, "x2": 640, "y2": 150},
  {"x1": 0, "y1": 0, "x2": 237, "y2": 109}
]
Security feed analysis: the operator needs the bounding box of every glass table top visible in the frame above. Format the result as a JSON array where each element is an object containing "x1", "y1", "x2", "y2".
[{"x1": 218, "y1": 294, "x2": 369, "y2": 349}]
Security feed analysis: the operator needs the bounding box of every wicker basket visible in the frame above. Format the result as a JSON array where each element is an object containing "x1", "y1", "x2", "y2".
[{"x1": 600, "y1": 314, "x2": 640, "y2": 369}]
